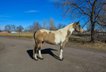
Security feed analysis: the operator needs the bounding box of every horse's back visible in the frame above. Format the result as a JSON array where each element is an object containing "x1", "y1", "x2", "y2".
[{"x1": 34, "y1": 29, "x2": 58, "y2": 44}]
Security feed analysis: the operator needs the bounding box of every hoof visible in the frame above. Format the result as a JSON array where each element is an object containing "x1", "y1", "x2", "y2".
[
  {"x1": 38, "y1": 57, "x2": 44, "y2": 60},
  {"x1": 33, "y1": 57, "x2": 38, "y2": 61},
  {"x1": 33, "y1": 58, "x2": 38, "y2": 61},
  {"x1": 59, "y1": 58, "x2": 64, "y2": 61}
]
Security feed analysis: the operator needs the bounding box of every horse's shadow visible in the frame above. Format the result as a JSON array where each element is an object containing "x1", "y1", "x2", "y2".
[{"x1": 27, "y1": 48, "x2": 59, "y2": 60}]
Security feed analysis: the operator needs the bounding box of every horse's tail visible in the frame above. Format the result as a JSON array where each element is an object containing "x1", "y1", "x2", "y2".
[
  {"x1": 33, "y1": 31, "x2": 38, "y2": 49},
  {"x1": 33, "y1": 31, "x2": 36, "y2": 40}
]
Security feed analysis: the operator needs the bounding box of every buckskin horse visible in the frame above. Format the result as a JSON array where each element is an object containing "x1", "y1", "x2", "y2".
[{"x1": 33, "y1": 22, "x2": 83, "y2": 61}]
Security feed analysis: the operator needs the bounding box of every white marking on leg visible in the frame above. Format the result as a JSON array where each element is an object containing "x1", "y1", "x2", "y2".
[
  {"x1": 59, "y1": 49, "x2": 63, "y2": 59},
  {"x1": 34, "y1": 53, "x2": 38, "y2": 59},
  {"x1": 38, "y1": 49, "x2": 43, "y2": 58}
]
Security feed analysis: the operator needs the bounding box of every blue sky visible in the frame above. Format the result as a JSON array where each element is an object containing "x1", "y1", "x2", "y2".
[{"x1": 0, "y1": 0, "x2": 73, "y2": 30}]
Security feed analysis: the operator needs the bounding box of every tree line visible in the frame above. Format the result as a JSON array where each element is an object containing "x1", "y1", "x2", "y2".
[
  {"x1": 1, "y1": 18, "x2": 65, "y2": 33},
  {"x1": 4, "y1": 25, "x2": 24, "y2": 33}
]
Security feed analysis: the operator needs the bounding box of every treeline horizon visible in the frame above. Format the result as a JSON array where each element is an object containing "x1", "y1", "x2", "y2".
[{"x1": 0, "y1": 18, "x2": 66, "y2": 33}]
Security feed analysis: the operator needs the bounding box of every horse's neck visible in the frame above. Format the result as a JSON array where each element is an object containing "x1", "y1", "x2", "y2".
[
  {"x1": 63, "y1": 24, "x2": 73, "y2": 31},
  {"x1": 57, "y1": 23, "x2": 74, "y2": 34},
  {"x1": 58, "y1": 25, "x2": 69, "y2": 33},
  {"x1": 56, "y1": 24, "x2": 68, "y2": 34},
  {"x1": 63, "y1": 24, "x2": 74, "y2": 35},
  {"x1": 64, "y1": 25, "x2": 70, "y2": 30}
]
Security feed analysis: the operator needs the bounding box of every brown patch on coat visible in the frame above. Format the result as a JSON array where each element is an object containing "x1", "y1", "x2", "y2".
[
  {"x1": 45, "y1": 32, "x2": 56, "y2": 44},
  {"x1": 66, "y1": 30, "x2": 71, "y2": 38},
  {"x1": 34, "y1": 30, "x2": 56, "y2": 44}
]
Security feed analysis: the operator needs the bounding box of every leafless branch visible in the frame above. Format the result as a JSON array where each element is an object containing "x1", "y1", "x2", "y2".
[{"x1": 71, "y1": 3, "x2": 90, "y2": 16}]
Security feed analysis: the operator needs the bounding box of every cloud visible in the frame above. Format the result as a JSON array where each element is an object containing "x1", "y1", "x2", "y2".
[{"x1": 24, "y1": 10, "x2": 39, "y2": 13}]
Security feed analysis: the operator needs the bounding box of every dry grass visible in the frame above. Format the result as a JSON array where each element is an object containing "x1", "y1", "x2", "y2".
[
  {"x1": 68, "y1": 41, "x2": 106, "y2": 51},
  {"x1": 0, "y1": 32, "x2": 33, "y2": 38},
  {"x1": 67, "y1": 35, "x2": 106, "y2": 52}
]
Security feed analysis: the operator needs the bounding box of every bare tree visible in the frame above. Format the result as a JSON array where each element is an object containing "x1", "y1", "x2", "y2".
[
  {"x1": 16, "y1": 25, "x2": 24, "y2": 37},
  {"x1": 28, "y1": 22, "x2": 41, "y2": 32},
  {"x1": 16, "y1": 25, "x2": 24, "y2": 32},
  {"x1": 5, "y1": 25, "x2": 11, "y2": 33},
  {"x1": 28, "y1": 25, "x2": 34, "y2": 32},
  {"x1": 4, "y1": 24, "x2": 17, "y2": 33},
  {"x1": 11, "y1": 25, "x2": 16, "y2": 31},
  {"x1": 33, "y1": 22, "x2": 40, "y2": 31},
  {"x1": 98, "y1": 3, "x2": 106, "y2": 25},
  {"x1": 58, "y1": 0, "x2": 106, "y2": 42},
  {"x1": 49, "y1": 18, "x2": 56, "y2": 30}
]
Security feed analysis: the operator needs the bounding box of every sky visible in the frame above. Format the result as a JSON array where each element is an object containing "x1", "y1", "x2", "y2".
[{"x1": 0, "y1": 0, "x2": 74, "y2": 30}]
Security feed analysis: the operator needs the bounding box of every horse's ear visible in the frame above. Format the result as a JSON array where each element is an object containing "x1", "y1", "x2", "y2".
[{"x1": 76, "y1": 21, "x2": 80, "y2": 25}]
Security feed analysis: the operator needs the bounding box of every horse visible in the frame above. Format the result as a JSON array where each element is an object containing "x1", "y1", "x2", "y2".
[{"x1": 33, "y1": 22, "x2": 83, "y2": 61}]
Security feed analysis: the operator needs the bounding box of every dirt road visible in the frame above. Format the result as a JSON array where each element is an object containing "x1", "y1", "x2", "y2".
[{"x1": 0, "y1": 37, "x2": 106, "y2": 72}]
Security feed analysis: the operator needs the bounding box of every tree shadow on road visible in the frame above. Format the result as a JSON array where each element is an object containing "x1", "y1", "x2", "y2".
[{"x1": 27, "y1": 48, "x2": 59, "y2": 60}]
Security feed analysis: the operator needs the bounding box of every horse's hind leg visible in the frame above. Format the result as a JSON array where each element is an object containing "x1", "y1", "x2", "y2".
[
  {"x1": 33, "y1": 45, "x2": 38, "y2": 60},
  {"x1": 38, "y1": 42, "x2": 44, "y2": 60}
]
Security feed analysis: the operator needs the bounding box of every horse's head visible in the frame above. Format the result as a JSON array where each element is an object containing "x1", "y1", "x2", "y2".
[{"x1": 73, "y1": 22, "x2": 83, "y2": 33}]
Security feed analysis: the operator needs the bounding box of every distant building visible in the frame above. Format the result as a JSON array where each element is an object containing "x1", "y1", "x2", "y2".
[{"x1": 11, "y1": 31, "x2": 17, "y2": 33}]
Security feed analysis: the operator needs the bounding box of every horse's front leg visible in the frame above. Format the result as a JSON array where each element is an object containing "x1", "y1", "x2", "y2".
[
  {"x1": 59, "y1": 46, "x2": 64, "y2": 61},
  {"x1": 38, "y1": 48, "x2": 44, "y2": 60},
  {"x1": 59, "y1": 40, "x2": 68, "y2": 61},
  {"x1": 59, "y1": 43, "x2": 64, "y2": 61}
]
